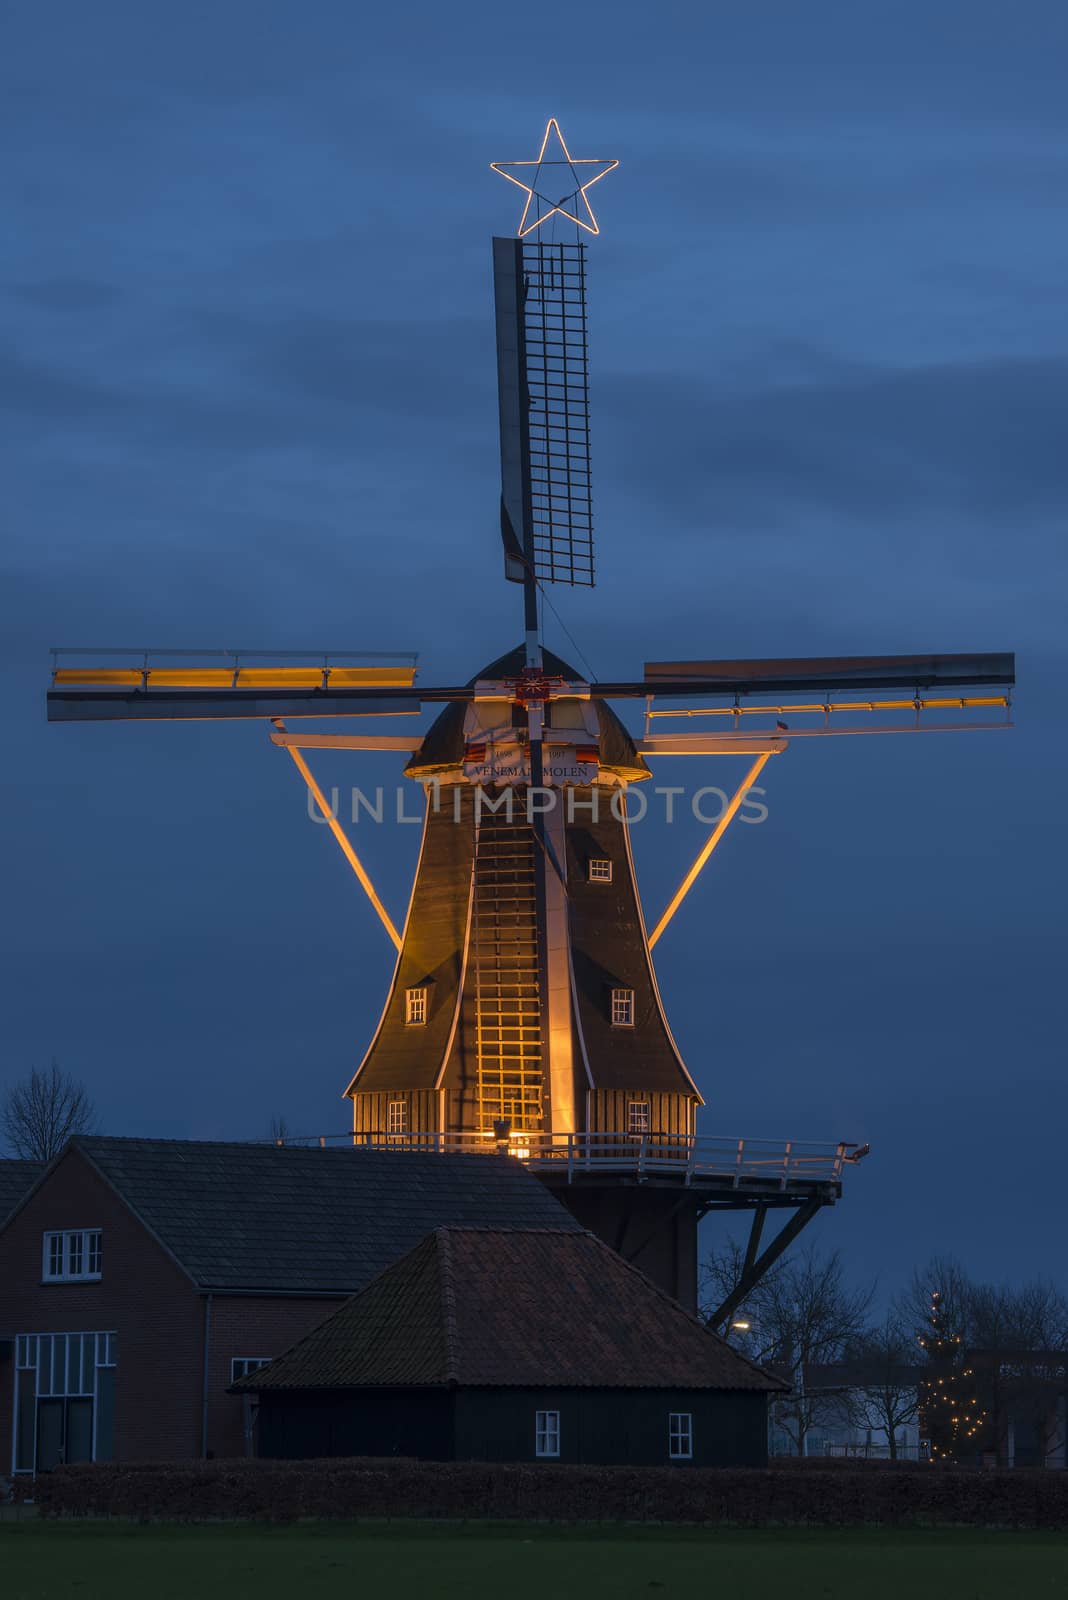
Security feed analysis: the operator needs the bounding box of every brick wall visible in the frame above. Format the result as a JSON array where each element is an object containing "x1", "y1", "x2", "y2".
[
  {"x1": 0, "y1": 1149, "x2": 343, "y2": 1469},
  {"x1": 205, "y1": 1295, "x2": 343, "y2": 1459}
]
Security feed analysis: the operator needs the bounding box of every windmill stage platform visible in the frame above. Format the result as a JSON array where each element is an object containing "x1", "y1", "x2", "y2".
[{"x1": 272, "y1": 1128, "x2": 860, "y2": 1322}]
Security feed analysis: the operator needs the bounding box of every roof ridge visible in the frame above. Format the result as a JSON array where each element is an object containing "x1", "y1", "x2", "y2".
[
  {"x1": 434, "y1": 1224, "x2": 590, "y2": 1237},
  {"x1": 436, "y1": 1227, "x2": 461, "y2": 1384}
]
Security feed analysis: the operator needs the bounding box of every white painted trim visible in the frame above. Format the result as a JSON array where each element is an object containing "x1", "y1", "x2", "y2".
[
  {"x1": 434, "y1": 857, "x2": 476, "y2": 1093},
  {"x1": 567, "y1": 938, "x2": 596, "y2": 1095},
  {"x1": 344, "y1": 787, "x2": 432, "y2": 1099},
  {"x1": 621, "y1": 787, "x2": 705, "y2": 1105}
]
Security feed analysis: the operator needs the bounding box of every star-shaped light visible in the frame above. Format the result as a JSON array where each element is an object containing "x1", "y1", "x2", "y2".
[{"x1": 491, "y1": 119, "x2": 618, "y2": 237}]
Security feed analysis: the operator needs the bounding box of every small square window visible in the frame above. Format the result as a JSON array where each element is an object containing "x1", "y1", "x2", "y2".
[
  {"x1": 387, "y1": 1099, "x2": 408, "y2": 1135},
  {"x1": 669, "y1": 1412, "x2": 693, "y2": 1459},
  {"x1": 231, "y1": 1356, "x2": 272, "y2": 1383},
  {"x1": 610, "y1": 987, "x2": 634, "y2": 1027},
  {"x1": 405, "y1": 986, "x2": 427, "y2": 1025},
  {"x1": 535, "y1": 1410, "x2": 560, "y2": 1458},
  {"x1": 588, "y1": 858, "x2": 612, "y2": 883},
  {"x1": 627, "y1": 1101, "x2": 650, "y2": 1135}
]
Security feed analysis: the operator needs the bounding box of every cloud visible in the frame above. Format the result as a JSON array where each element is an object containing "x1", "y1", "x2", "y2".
[
  {"x1": 602, "y1": 352, "x2": 1068, "y2": 526},
  {"x1": 7, "y1": 279, "x2": 125, "y2": 312}
]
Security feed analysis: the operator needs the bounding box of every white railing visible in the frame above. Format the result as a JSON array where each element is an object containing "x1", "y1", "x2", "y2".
[{"x1": 299, "y1": 1131, "x2": 856, "y2": 1184}]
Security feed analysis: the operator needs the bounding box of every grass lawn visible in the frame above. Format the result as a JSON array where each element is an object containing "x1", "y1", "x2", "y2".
[{"x1": 3, "y1": 1521, "x2": 1068, "y2": 1600}]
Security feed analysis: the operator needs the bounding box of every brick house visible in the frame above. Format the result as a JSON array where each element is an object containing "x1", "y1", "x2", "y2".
[
  {"x1": 239, "y1": 1226, "x2": 784, "y2": 1466},
  {"x1": 0, "y1": 1136, "x2": 579, "y2": 1475}
]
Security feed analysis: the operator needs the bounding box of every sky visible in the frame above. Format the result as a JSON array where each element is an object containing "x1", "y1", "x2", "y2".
[{"x1": 3, "y1": 0, "x2": 1067, "y2": 1305}]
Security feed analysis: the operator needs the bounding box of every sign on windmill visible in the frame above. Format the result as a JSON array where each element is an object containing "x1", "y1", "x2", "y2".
[{"x1": 462, "y1": 737, "x2": 599, "y2": 787}]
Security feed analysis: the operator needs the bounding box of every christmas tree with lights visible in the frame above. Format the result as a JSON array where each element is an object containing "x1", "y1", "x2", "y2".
[{"x1": 918, "y1": 1288, "x2": 986, "y2": 1461}]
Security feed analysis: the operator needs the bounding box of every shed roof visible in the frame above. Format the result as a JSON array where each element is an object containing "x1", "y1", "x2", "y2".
[{"x1": 238, "y1": 1226, "x2": 785, "y2": 1392}]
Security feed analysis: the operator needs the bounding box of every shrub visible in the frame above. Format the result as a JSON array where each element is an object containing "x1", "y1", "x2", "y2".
[{"x1": 32, "y1": 1457, "x2": 1068, "y2": 1528}]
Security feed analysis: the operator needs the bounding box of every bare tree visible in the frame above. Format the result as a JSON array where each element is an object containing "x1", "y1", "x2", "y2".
[
  {"x1": 2, "y1": 1061, "x2": 97, "y2": 1161},
  {"x1": 703, "y1": 1242, "x2": 874, "y2": 1456},
  {"x1": 845, "y1": 1314, "x2": 921, "y2": 1460},
  {"x1": 268, "y1": 1114, "x2": 291, "y2": 1145},
  {"x1": 898, "y1": 1255, "x2": 973, "y2": 1349},
  {"x1": 900, "y1": 1259, "x2": 1068, "y2": 1466}
]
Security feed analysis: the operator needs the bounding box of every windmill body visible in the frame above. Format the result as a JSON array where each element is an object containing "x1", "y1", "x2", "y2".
[{"x1": 46, "y1": 125, "x2": 1016, "y2": 1315}]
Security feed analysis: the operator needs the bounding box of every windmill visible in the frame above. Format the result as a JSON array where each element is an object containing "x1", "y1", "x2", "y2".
[{"x1": 47, "y1": 120, "x2": 1014, "y2": 1317}]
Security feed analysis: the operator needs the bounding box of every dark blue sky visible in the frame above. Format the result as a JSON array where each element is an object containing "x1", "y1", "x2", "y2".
[{"x1": 4, "y1": 2, "x2": 1066, "y2": 1299}]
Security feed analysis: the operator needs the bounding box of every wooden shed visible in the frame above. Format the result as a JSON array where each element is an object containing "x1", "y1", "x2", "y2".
[{"x1": 236, "y1": 1226, "x2": 784, "y2": 1466}]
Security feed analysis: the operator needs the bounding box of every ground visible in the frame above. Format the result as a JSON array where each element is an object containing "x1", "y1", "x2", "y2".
[{"x1": 3, "y1": 1522, "x2": 1067, "y2": 1599}]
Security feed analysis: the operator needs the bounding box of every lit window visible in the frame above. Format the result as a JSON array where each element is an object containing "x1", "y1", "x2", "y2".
[
  {"x1": 387, "y1": 1099, "x2": 408, "y2": 1135},
  {"x1": 231, "y1": 1357, "x2": 272, "y2": 1383},
  {"x1": 588, "y1": 858, "x2": 612, "y2": 883},
  {"x1": 42, "y1": 1231, "x2": 102, "y2": 1283},
  {"x1": 405, "y1": 986, "x2": 427, "y2": 1025},
  {"x1": 610, "y1": 987, "x2": 634, "y2": 1027},
  {"x1": 535, "y1": 1410, "x2": 560, "y2": 1458},
  {"x1": 669, "y1": 1412, "x2": 693, "y2": 1459},
  {"x1": 627, "y1": 1101, "x2": 650, "y2": 1135}
]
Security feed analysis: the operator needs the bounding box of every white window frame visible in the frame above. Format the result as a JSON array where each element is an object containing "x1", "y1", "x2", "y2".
[
  {"x1": 535, "y1": 1409, "x2": 560, "y2": 1458},
  {"x1": 13, "y1": 1330, "x2": 117, "y2": 1474},
  {"x1": 405, "y1": 986, "x2": 428, "y2": 1026},
  {"x1": 231, "y1": 1356, "x2": 272, "y2": 1383},
  {"x1": 627, "y1": 1101, "x2": 650, "y2": 1135},
  {"x1": 669, "y1": 1411, "x2": 693, "y2": 1460},
  {"x1": 610, "y1": 987, "x2": 635, "y2": 1027},
  {"x1": 387, "y1": 1099, "x2": 408, "y2": 1135},
  {"x1": 42, "y1": 1230, "x2": 102, "y2": 1283},
  {"x1": 588, "y1": 858, "x2": 612, "y2": 883}
]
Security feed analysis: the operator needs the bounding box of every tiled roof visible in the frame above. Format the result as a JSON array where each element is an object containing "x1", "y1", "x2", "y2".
[
  {"x1": 240, "y1": 1226, "x2": 786, "y2": 1392},
  {"x1": 70, "y1": 1137, "x2": 580, "y2": 1294},
  {"x1": 0, "y1": 1160, "x2": 44, "y2": 1225}
]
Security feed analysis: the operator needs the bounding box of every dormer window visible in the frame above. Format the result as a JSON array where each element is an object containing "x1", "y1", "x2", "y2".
[
  {"x1": 43, "y1": 1229, "x2": 102, "y2": 1283},
  {"x1": 611, "y1": 988, "x2": 634, "y2": 1027},
  {"x1": 405, "y1": 986, "x2": 427, "y2": 1025},
  {"x1": 387, "y1": 1099, "x2": 408, "y2": 1135},
  {"x1": 588, "y1": 858, "x2": 612, "y2": 883}
]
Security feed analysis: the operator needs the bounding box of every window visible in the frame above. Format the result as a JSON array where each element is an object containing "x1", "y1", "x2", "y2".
[
  {"x1": 610, "y1": 987, "x2": 634, "y2": 1027},
  {"x1": 535, "y1": 1410, "x2": 560, "y2": 1458},
  {"x1": 669, "y1": 1412, "x2": 693, "y2": 1459},
  {"x1": 43, "y1": 1230, "x2": 102, "y2": 1283},
  {"x1": 405, "y1": 986, "x2": 427, "y2": 1025},
  {"x1": 231, "y1": 1357, "x2": 272, "y2": 1383},
  {"x1": 13, "y1": 1331, "x2": 117, "y2": 1473},
  {"x1": 387, "y1": 1099, "x2": 408, "y2": 1135},
  {"x1": 627, "y1": 1101, "x2": 650, "y2": 1136},
  {"x1": 588, "y1": 858, "x2": 612, "y2": 883}
]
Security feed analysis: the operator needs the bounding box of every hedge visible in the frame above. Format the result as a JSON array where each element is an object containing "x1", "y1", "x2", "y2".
[{"x1": 32, "y1": 1457, "x2": 1068, "y2": 1528}]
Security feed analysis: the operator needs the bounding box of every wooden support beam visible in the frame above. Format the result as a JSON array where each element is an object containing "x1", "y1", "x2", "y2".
[
  {"x1": 648, "y1": 750, "x2": 774, "y2": 949},
  {"x1": 283, "y1": 742, "x2": 402, "y2": 951},
  {"x1": 708, "y1": 1195, "x2": 824, "y2": 1330}
]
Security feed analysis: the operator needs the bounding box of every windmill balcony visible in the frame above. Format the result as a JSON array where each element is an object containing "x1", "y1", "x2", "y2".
[{"x1": 282, "y1": 1131, "x2": 858, "y2": 1191}]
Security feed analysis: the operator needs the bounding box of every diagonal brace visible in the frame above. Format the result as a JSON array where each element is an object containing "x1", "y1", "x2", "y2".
[
  {"x1": 648, "y1": 749, "x2": 774, "y2": 949},
  {"x1": 708, "y1": 1195, "x2": 823, "y2": 1330},
  {"x1": 282, "y1": 739, "x2": 402, "y2": 951}
]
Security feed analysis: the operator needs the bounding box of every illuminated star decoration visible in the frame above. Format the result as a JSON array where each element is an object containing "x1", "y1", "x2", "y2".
[{"x1": 491, "y1": 118, "x2": 618, "y2": 237}]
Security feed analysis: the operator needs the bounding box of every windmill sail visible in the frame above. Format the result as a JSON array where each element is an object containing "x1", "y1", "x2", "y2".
[{"x1": 493, "y1": 237, "x2": 593, "y2": 588}]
